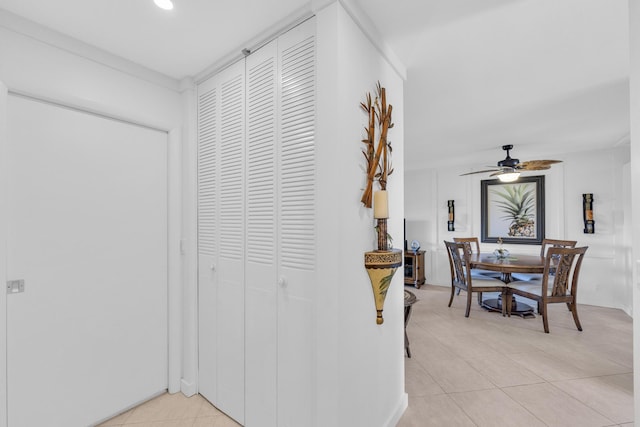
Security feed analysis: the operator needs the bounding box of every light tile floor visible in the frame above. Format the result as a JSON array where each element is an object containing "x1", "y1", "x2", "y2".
[
  {"x1": 99, "y1": 285, "x2": 634, "y2": 427},
  {"x1": 400, "y1": 286, "x2": 633, "y2": 427},
  {"x1": 97, "y1": 392, "x2": 240, "y2": 427}
]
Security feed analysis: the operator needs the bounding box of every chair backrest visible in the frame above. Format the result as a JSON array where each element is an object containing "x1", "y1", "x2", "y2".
[
  {"x1": 543, "y1": 246, "x2": 588, "y2": 297},
  {"x1": 540, "y1": 238, "x2": 577, "y2": 257},
  {"x1": 444, "y1": 240, "x2": 471, "y2": 289},
  {"x1": 453, "y1": 237, "x2": 480, "y2": 256}
]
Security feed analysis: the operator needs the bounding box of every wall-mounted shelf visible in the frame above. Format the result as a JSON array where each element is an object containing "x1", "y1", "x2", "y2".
[{"x1": 364, "y1": 249, "x2": 402, "y2": 324}]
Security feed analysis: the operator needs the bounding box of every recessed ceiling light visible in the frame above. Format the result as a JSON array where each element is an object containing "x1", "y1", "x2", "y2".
[{"x1": 154, "y1": 0, "x2": 174, "y2": 10}]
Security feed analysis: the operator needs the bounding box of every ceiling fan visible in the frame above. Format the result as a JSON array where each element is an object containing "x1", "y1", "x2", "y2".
[{"x1": 460, "y1": 145, "x2": 562, "y2": 182}]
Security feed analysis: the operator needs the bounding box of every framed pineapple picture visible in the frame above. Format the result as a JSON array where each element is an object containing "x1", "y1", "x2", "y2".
[{"x1": 481, "y1": 175, "x2": 545, "y2": 245}]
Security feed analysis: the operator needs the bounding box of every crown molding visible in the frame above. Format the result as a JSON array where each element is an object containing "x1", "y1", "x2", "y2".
[{"x1": 0, "y1": 8, "x2": 180, "y2": 92}]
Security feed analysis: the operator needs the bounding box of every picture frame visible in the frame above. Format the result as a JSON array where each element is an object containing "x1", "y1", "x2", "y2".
[{"x1": 481, "y1": 175, "x2": 545, "y2": 245}]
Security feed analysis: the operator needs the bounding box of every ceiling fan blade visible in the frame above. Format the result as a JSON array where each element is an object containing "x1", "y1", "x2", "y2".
[
  {"x1": 517, "y1": 160, "x2": 562, "y2": 171},
  {"x1": 460, "y1": 169, "x2": 500, "y2": 176}
]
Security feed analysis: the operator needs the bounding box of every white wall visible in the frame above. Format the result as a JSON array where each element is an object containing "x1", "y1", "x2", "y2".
[
  {"x1": 629, "y1": 1, "x2": 640, "y2": 420},
  {"x1": 315, "y1": 3, "x2": 406, "y2": 426},
  {"x1": 405, "y1": 146, "x2": 632, "y2": 313},
  {"x1": 0, "y1": 82, "x2": 8, "y2": 427}
]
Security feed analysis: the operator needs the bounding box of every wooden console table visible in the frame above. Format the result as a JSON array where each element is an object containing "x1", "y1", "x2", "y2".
[{"x1": 404, "y1": 250, "x2": 425, "y2": 288}]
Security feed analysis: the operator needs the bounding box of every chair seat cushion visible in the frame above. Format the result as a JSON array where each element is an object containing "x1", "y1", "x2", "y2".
[
  {"x1": 471, "y1": 277, "x2": 505, "y2": 288},
  {"x1": 507, "y1": 281, "x2": 550, "y2": 297},
  {"x1": 471, "y1": 269, "x2": 502, "y2": 279},
  {"x1": 511, "y1": 273, "x2": 542, "y2": 281}
]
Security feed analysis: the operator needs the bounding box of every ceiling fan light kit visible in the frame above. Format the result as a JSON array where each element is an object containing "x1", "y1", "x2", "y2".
[
  {"x1": 460, "y1": 144, "x2": 561, "y2": 181},
  {"x1": 154, "y1": 0, "x2": 174, "y2": 10},
  {"x1": 497, "y1": 169, "x2": 520, "y2": 182}
]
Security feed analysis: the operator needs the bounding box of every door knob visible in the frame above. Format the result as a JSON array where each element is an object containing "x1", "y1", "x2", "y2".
[{"x1": 278, "y1": 277, "x2": 287, "y2": 287}]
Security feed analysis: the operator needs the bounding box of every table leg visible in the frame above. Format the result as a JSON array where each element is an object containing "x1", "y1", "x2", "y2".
[
  {"x1": 405, "y1": 330, "x2": 411, "y2": 358},
  {"x1": 404, "y1": 297, "x2": 416, "y2": 358}
]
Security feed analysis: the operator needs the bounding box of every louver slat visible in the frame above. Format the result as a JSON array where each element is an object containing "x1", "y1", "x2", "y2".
[
  {"x1": 280, "y1": 36, "x2": 315, "y2": 271},
  {"x1": 247, "y1": 56, "x2": 277, "y2": 265},
  {"x1": 198, "y1": 87, "x2": 217, "y2": 256}
]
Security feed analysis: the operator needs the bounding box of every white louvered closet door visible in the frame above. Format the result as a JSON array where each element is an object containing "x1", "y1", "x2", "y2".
[
  {"x1": 198, "y1": 59, "x2": 246, "y2": 425},
  {"x1": 276, "y1": 19, "x2": 316, "y2": 427},
  {"x1": 245, "y1": 39, "x2": 279, "y2": 427},
  {"x1": 198, "y1": 17, "x2": 316, "y2": 427}
]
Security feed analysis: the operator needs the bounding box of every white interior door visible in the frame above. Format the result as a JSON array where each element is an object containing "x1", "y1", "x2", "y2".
[
  {"x1": 245, "y1": 39, "x2": 278, "y2": 427},
  {"x1": 6, "y1": 95, "x2": 168, "y2": 427},
  {"x1": 276, "y1": 21, "x2": 316, "y2": 427},
  {"x1": 198, "y1": 59, "x2": 246, "y2": 425}
]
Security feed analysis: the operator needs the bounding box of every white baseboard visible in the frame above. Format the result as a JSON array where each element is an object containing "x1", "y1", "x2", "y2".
[
  {"x1": 181, "y1": 378, "x2": 197, "y2": 397},
  {"x1": 90, "y1": 389, "x2": 166, "y2": 427},
  {"x1": 385, "y1": 392, "x2": 408, "y2": 427}
]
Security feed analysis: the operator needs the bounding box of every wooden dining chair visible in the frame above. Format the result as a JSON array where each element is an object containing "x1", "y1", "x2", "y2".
[
  {"x1": 452, "y1": 237, "x2": 501, "y2": 277},
  {"x1": 505, "y1": 246, "x2": 588, "y2": 333},
  {"x1": 444, "y1": 241, "x2": 505, "y2": 317},
  {"x1": 512, "y1": 238, "x2": 577, "y2": 281},
  {"x1": 540, "y1": 238, "x2": 578, "y2": 256},
  {"x1": 453, "y1": 237, "x2": 501, "y2": 303}
]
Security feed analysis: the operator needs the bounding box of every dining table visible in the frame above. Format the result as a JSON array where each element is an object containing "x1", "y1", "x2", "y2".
[{"x1": 468, "y1": 252, "x2": 546, "y2": 317}]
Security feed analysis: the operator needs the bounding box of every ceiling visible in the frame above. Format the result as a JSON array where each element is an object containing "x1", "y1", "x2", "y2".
[{"x1": 0, "y1": 0, "x2": 630, "y2": 171}]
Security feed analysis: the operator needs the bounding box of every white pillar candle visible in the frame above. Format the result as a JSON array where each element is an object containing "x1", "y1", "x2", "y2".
[{"x1": 373, "y1": 190, "x2": 389, "y2": 219}]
